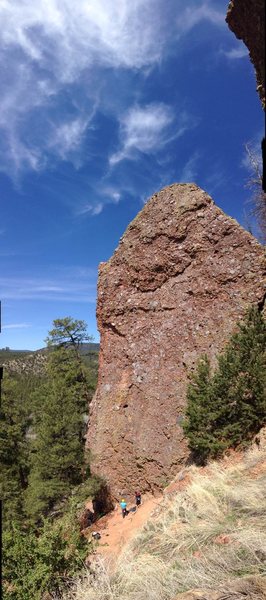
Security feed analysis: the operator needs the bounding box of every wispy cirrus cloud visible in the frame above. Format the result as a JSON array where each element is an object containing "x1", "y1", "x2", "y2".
[
  {"x1": 47, "y1": 115, "x2": 94, "y2": 162},
  {"x1": 0, "y1": 1, "x2": 168, "y2": 83},
  {"x1": 109, "y1": 103, "x2": 182, "y2": 166},
  {"x1": 78, "y1": 200, "x2": 117, "y2": 217},
  {"x1": 0, "y1": 0, "x2": 228, "y2": 179},
  {"x1": 78, "y1": 202, "x2": 104, "y2": 217},
  {"x1": 179, "y1": 153, "x2": 200, "y2": 183},
  {"x1": 202, "y1": 163, "x2": 227, "y2": 195},
  {"x1": 77, "y1": 186, "x2": 122, "y2": 217},
  {"x1": 221, "y1": 46, "x2": 249, "y2": 60},
  {"x1": 2, "y1": 323, "x2": 31, "y2": 330},
  {"x1": 0, "y1": 267, "x2": 97, "y2": 303},
  {"x1": 0, "y1": 0, "x2": 170, "y2": 177},
  {"x1": 176, "y1": 2, "x2": 225, "y2": 33}
]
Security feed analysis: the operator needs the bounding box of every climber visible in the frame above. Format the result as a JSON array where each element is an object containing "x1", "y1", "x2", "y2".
[
  {"x1": 135, "y1": 490, "x2": 141, "y2": 507},
  {"x1": 120, "y1": 498, "x2": 128, "y2": 518}
]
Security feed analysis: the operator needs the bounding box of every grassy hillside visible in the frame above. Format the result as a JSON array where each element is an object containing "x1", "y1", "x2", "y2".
[{"x1": 65, "y1": 440, "x2": 266, "y2": 600}]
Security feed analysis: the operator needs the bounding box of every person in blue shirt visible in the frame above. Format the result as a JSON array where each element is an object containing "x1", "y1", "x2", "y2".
[{"x1": 120, "y1": 498, "x2": 128, "y2": 518}]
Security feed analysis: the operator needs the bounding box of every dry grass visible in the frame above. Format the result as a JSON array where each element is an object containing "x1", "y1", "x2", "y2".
[{"x1": 63, "y1": 445, "x2": 266, "y2": 600}]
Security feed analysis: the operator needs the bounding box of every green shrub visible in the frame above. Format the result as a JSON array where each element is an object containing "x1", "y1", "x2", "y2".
[{"x1": 2, "y1": 513, "x2": 91, "y2": 599}]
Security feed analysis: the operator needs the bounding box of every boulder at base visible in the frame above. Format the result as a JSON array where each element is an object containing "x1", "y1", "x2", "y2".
[{"x1": 87, "y1": 184, "x2": 265, "y2": 499}]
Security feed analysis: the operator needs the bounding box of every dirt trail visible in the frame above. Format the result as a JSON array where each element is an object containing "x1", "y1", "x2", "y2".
[
  {"x1": 87, "y1": 446, "x2": 263, "y2": 567},
  {"x1": 92, "y1": 494, "x2": 163, "y2": 564}
]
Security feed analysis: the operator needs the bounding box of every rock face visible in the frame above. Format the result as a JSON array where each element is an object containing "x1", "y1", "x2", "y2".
[
  {"x1": 226, "y1": 0, "x2": 265, "y2": 110},
  {"x1": 87, "y1": 184, "x2": 265, "y2": 500}
]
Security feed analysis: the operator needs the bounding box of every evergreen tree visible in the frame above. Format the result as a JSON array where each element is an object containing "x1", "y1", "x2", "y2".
[
  {"x1": 46, "y1": 317, "x2": 94, "y2": 406},
  {"x1": 25, "y1": 317, "x2": 95, "y2": 521},
  {"x1": 211, "y1": 306, "x2": 266, "y2": 448},
  {"x1": 183, "y1": 355, "x2": 217, "y2": 462},
  {"x1": 25, "y1": 345, "x2": 89, "y2": 521},
  {"x1": 0, "y1": 374, "x2": 31, "y2": 528},
  {"x1": 2, "y1": 318, "x2": 99, "y2": 597},
  {"x1": 184, "y1": 307, "x2": 266, "y2": 462},
  {"x1": 45, "y1": 316, "x2": 93, "y2": 356}
]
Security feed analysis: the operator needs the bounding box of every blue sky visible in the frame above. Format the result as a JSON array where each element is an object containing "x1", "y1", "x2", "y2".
[{"x1": 0, "y1": 0, "x2": 263, "y2": 350}]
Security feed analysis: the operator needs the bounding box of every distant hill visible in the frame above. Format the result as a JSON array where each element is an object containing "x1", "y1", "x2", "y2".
[
  {"x1": 0, "y1": 349, "x2": 32, "y2": 362},
  {"x1": 1, "y1": 343, "x2": 99, "y2": 374},
  {"x1": 79, "y1": 342, "x2": 100, "y2": 354},
  {"x1": 34, "y1": 342, "x2": 100, "y2": 355},
  {"x1": 0, "y1": 343, "x2": 99, "y2": 359}
]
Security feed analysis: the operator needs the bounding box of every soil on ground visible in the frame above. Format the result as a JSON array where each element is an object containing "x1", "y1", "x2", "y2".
[
  {"x1": 90, "y1": 493, "x2": 162, "y2": 565},
  {"x1": 85, "y1": 436, "x2": 266, "y2": 569}
]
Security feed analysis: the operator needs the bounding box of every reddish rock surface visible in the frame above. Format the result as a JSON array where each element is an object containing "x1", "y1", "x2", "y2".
[
  {"x1": 87, "y1": 184, "x2": 265, "y2": 500},
  {"x1": 226, "y1": 0, "x2": 265, "y2": 109}
]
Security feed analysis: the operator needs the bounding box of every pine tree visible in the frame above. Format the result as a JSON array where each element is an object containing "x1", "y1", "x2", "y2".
[
  {"x1": 25, "y1": 346, "x2": 89, "y2": 521},
  {"x1": 0, "y1": 374, "x2": 31, "y2": 528},
  {"x1": 46, "y1": 317, "x2": 94, "y2": 408},
  {"x1": 2, "y1": 318, "x2": 99, "y2": 597},
  {"x1": 183, "y1": 354, "x2": 217, "y2": 462},
  {"x1": 25, "y1": 317, "x2": 94, "y2": 523},
  {"x1": 211, "y1": 306, "x2": 266, "y2": 449},
  {"x1": 184, "y1": 307, "x2": 266, "y2": 463},
  {"x1": 45, "y1": 317, "x2": 93, "y2": 350}
]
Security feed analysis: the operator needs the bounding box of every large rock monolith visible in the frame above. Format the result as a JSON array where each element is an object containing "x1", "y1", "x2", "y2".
[{"x1": 87, "y1": 184, "x2": 265, "y2": 499}]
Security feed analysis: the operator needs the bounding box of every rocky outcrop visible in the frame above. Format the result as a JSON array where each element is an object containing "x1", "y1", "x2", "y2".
[
  {"x1": 87, "y1": 184, "x2": 265, "y2": 500},
  {"x1": 226, "y1": 0, "x2": 265, "y2": 109},
  {"x1": 3, "y1": 351, "x2": 47, "y2": 376}
]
